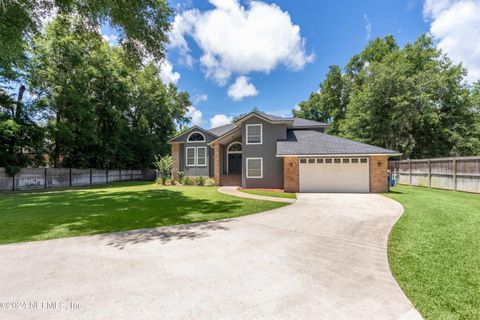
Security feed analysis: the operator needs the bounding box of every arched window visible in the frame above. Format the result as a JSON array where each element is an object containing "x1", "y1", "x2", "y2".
[
  {"x1": 227, "y1": 142, "x2": 242, "y2": 153},
  {"x1": 187, "y1": 131, "x2": 206, "y2": 142}
]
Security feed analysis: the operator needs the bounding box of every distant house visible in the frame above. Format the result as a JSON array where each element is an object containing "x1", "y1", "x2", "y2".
[{"x1": 168, "y1": 112, "x2": 400, "y2": 192}]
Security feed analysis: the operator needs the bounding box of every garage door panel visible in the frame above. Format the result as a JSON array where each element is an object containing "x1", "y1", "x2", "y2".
[{"x1": 299, "y1": 158, "x2": 369, "y2": 193}]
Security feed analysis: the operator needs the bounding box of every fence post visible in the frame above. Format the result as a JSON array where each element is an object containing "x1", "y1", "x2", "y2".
[
  {"x1": 131, "y1": 170, "x2": 133, "y2": 181},
  {"x1": 89, "y1": 169, "x2": 92, "y2": 185},
  {"x1": 428, "y1": 159, "x2": 431, "y2": 187},
  {"x1": 106, "y1": 169, "x2": 109, "y2": 184},
  {"x1": 453, "y1": 158, "x2": 457, "y2": 191},
  {"x1": 12, "y1": 173, "x2": 15, "y2": 191},
  {"x1": 119, "y1": 169, "x2": 122, "y2": 182},
  {"x1": 69, "y1": 168, "x2": 72, "y2": 187},
  {"x1": 408, "y1": 160, "x2": 412, "y2": 185},
  {"x1": 44, "y1": 168, "x2": 47, "y2": 189}
]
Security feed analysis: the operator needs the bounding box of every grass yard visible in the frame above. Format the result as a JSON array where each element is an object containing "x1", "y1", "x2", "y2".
[
  {"x1": 0, "y1": 182, "x2": 287, "y2": 245},
  {"x1": 386, "y1": 185, "x2": 480, "y2": 320},
  {"x1": 240, "y1": 188, "x2": 296, "y2": 199}
]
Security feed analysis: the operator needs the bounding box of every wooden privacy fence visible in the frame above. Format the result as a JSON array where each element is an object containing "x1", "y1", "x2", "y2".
[
  {"x1": 0, "y1": 168, "x2": 157, "y2": 192},
  {"x1": 389, "y1": 156, "x2": 480, "y2": 193}
]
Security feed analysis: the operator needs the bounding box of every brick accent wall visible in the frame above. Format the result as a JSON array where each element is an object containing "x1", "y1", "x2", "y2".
[
  {"x1": 171, "y1": 143, "x2": 180, "y2": 180},
  {"x1": 283, "y1": 157, "x2": 299, "y2": 192},
  {"x1": 370, "y1": 156, "x2": 389, "y2": 193},
  {"x1": 213, "y1": 142, "x2": 221, "y2": 186}
]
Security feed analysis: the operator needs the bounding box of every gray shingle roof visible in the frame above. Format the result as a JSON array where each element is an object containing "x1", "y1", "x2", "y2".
[
  {"x1": 208, "y1": 123, "x2": 237, "y2": 136},
  {"x1": 277, "y1": 130, "x2": 399, "y2": 156},
  {"x1": 291, "y1": 118, "x2": 329, "y2": 128},
  {"x1": 206, "y1": 113, "x2": 328, "y2": 138}
]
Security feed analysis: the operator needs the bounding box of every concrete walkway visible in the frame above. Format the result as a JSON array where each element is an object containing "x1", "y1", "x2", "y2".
[
  {"x1": 218, "y1": 186, "x2": 296, "y2": 203},
  {"x1": 0, "y1": 194, "x2": 421, "y2": 320}
]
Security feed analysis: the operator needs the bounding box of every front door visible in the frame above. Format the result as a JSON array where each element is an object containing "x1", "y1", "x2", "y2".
[{"x1": 228, "y1": 154, "x2": 242, "y2": 173}]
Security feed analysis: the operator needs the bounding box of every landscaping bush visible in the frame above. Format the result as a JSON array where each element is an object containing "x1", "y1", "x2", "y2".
[
  {"x1": 178, "y1": 171, "x2": 185, "y2": 184},
  {"x1": 195, "y1": 176, "x2": 207, "y2": 186},
  {"x1": 183, "y1": 176, "x2": 195, "y2": 185},
  {"x1": 152, "y1": 155, "x2": 173, "y2": 185},
  {"x1": 205, "y1": 178, "x2": 215, "y2": 187}
]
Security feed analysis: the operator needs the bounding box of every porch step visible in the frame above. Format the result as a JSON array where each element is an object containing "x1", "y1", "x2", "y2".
[{"x1": 220, "y1": 174, "x2": 242, "y2": 186}]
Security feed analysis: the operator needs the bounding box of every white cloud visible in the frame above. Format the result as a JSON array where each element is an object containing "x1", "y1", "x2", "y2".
[
  {"x1": 424, "y1": 0, "x2": 480, "y2": 82},
  {"x1": 210, "y1": 114, "x2": 233, "y2": 128},
  {"x1": 193, "y1": 93, "x2": 208, "y2": 104},
  {"x1": 186, "y1": 106, "x2": 203, "y2": 126},
  {"x1": 170, "y1": 0, "x2": 314, "y2": 85},
  {"x1": 363, "y1": 14, "x2": 372, "y2": 41},
  {"x1": 159, "y1": 60, "x2": 181, "y2": 85},
  {"x1": 227, "y1": 76, "x2": 259, "y2": 101}
]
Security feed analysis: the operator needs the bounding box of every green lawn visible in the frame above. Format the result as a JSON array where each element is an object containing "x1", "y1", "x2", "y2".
[
  {"x1": 386, "y1": 185, "x2": 480, "y2": 320},
  {"x1": 240, "y1": 189, "x2": 296, "y2": 199},
  {"x1": 0, "y1": 182, "x2": 287, "y2": 244}
]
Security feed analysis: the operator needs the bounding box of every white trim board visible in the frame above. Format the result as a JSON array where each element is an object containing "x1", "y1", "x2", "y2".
[{"x1": 276, "y1": 153, "x2": 402, "y2": 157}]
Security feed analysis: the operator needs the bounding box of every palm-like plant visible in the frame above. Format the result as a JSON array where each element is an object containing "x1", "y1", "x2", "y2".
[{"x1": 153, "y1": 155, "x2": 173, "y2": 185}]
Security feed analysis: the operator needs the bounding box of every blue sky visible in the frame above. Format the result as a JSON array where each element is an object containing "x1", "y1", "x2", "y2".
[{"x1": 101, "y1": 0, "x2": 480, "y2": 128}]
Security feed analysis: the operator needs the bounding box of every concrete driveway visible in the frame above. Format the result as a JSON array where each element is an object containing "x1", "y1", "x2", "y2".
[{"x1": 0, "y1": 193, "x2": 421, "y2": 320}]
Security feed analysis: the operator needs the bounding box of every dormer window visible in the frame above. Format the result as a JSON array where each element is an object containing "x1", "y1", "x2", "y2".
[
  {"x1": 187, "y1": 131, "x2": 206, "y2": 143},
  {"x1": 246, "y1": 124, "x2": 262, "y2": 145}
]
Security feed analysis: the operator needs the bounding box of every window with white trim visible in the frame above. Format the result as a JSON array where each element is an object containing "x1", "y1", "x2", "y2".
[
  {"x1": 186, "y1": 147, "x2": 196, "y2": 166},
  {"x1": 227, "y1": 142, "x2": 242, "y2": 152},
  {"x1": 246, "y1": 158, "x2": 263, "y2": 178},
  {"x1": 246, "y1": 124, "x2": 262, "y2": 144},
  {"x1": 187, "y1": 131, "x2": 206, "y2": 142},
  {"x1": 197, "y1": 147, "x2": 207, "y2": 166}
]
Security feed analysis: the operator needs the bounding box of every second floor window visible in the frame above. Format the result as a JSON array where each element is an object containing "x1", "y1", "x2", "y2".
[{"x1": 246, "y1": 124, "x2": 262, "y2": 144}]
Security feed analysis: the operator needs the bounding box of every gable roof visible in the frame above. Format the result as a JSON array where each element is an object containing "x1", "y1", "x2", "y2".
[
  {"x1": 277, "y1": 130, "x2": 400, "y2": 156},
  {"x1": 167, "y1": 125, "x2": 216, "y2": 143},
  {"x1": 169, "y1": 112, "x2": 330, "y2": 144},
  {"x1": 207, "y1": 123, "x2": 236, "y2": 137}
]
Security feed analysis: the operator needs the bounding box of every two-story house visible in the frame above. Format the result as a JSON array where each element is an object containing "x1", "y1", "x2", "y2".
[{"x1": 168, "y1": 112, "x2": 400, "y2": 192}]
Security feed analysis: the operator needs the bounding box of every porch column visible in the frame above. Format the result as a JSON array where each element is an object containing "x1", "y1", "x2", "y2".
[{"x1": 213, "y1": 142, "x2": 221, "y2": 186}]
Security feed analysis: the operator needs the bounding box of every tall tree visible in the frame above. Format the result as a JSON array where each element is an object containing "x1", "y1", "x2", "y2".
[
  {"x1": 293, "y1": 65, "x2": 345, "y2": 134},
  {"x1": 294, "y1": 34, "x2": 480, "y2": 159},
  {"x1": 0, "y1": 0, "x2": 172, "y2": 79},
  {"x1": 28, "y1": 15, "x2": 190, "y2": 168}
]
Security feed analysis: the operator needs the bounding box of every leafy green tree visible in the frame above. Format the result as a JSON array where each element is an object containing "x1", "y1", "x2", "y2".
[
  {"x1": 0, "y1": 0, "x2": 171, "y2": 80},
  {"x1": 294, "y1": 65, "x2": 345, "y2": 134},
  {"x1": 295, "y1": 34, "x2": 480, "y2": 159},
  {"x1": 27, "y1": 15, "x2": 190, "y2": 168}
]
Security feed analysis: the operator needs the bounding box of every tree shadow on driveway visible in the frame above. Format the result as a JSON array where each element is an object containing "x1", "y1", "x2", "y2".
[{"x1": 99, "y1": 220, "x2": 231, "y2": 249}]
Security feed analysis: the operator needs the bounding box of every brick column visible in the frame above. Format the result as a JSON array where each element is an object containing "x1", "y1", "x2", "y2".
[
  {"x1": 213, "y1": 142, "x2": 221, "y2": 186},
  {"x1": 283, "y1": 157, "x2": 299, "y2": 192},
  {"x1": 370, "y1": 156, "x2": 389, "y2": 193},
  {"x1": 171, "y1": 143, "x2": 180, "y2": 180}
]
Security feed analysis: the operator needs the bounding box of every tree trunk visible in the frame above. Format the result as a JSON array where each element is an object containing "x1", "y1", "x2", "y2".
[{"x1": 15, "y1": 84, "x2": 26, "y2": 119}]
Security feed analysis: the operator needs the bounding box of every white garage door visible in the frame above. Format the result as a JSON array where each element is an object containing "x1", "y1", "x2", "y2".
[{"x1": 299, "y1": 157, "x2": 370, "y2": 193}]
